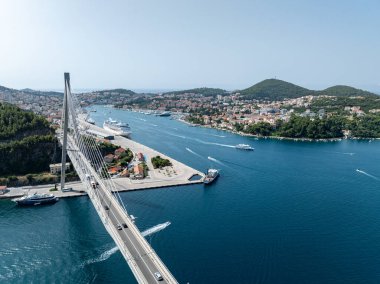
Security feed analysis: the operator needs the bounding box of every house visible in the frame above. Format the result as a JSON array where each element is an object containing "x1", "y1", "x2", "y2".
[
  {"x1": 104, "y1": 154, "x2": 115, "y2": 163},
  {"x1": 0, "y1": 186, "x2": 8, "y2": 195},
  {"x1": 137, "y1": 152, "x2": 144, "y2": 161},
  {"x1": 108, "y1": 166, "x2": 121, "y2": 175},
  {"x1": 49, "y1": 163, "x2": 71, "y2": 174},
  {"x1": 114, "y1": 147, "x2": 126, "y2": 156},
  {"x1": 134, "y1": 164, "x2": 144, "y2": 179}
]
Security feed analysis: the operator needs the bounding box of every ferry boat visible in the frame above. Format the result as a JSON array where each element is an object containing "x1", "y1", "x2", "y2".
[
  {"x1": 13, "y1": 193, "x2": 59, "y2": 206},
  {"x1": 204, "y1": 169, "x2": 219, "y2": 184},
  {"x1": 103, "y1": 118, "x2": 132, "y2": 138},
  {"x1": 235, "y1": 144, "x2": 254, "y2": 151}
]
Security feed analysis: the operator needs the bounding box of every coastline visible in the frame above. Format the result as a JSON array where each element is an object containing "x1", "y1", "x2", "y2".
[{"x1": 176, "y1": 117, "x2": 379, "y2": 143}]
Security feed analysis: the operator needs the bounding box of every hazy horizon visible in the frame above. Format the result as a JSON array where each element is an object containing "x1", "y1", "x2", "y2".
[{"x1": 0, "y1": 0, "x2": 379, "y2": 92}]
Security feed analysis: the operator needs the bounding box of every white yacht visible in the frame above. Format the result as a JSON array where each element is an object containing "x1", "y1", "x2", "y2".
[
  {"x1": 103, "y1": 118, "x2": 132, "y2": 138},
  {"x1": 235, "y1": 144, "x2": 254, "y2": 151}
]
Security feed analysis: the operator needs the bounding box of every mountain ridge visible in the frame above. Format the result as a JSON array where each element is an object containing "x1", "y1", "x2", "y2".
[{"x1": 1, "y1": 80, "x2": 378, "y2": 100}]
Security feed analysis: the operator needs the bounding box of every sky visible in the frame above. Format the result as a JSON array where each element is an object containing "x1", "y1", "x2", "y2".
[{"x1": 0, "y1": 0, "x2": 379, "y2": 92}]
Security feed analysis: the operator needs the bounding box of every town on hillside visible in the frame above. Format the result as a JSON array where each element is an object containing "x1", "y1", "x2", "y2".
[{"x1": 1, "y1": 79, "x2": 380, "y2": 139}]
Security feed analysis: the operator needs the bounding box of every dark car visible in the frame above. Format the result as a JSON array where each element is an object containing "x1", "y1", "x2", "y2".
[{"x1": 122, "y1": 223, "x2": 128, "y2": 228}]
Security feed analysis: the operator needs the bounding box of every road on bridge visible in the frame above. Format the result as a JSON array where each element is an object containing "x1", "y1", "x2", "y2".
[{"x1": 96, "y1": 184, "x2": 170, "y2": 284}]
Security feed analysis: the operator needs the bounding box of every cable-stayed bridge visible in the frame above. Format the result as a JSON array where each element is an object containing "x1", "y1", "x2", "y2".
[{"x1": 59, "y1": 73, "x2": 178, "y2": 284}]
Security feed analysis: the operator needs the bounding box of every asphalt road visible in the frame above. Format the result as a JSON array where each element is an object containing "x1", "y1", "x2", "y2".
[{"x1": 95, "y1": 182, "x2": 168, "y2": 284}]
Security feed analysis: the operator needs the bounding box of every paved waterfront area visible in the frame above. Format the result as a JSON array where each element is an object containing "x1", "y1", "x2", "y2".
[{"x1": 1, "y1": 124, "x2": 204, "y2": 200}]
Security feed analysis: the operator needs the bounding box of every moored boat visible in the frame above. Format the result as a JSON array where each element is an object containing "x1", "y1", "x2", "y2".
[
  {"x1": 86, "y1": 117, "x2": 95, "y2": 125},
  {"x1": 158, "y1": 111, "x2": 171, "y2": 117},
  {"x1": 13, "y1": 193, "x2": 59, "y2": 206},
  {"x1": 103, "y1": 118, "x2": 132, "y2": 138},
  {"x1": 204, "y1": 169, "x2": 219, "y2": 184}
]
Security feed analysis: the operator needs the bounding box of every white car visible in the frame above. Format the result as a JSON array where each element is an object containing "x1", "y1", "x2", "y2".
[{"x1": 154, "y1": 272, "x2": 163, "y2": 281}]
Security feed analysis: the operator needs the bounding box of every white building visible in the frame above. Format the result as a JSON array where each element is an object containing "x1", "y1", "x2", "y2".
[{"x1": 49, "y1": 163, "x2": 71, "y2": 174}]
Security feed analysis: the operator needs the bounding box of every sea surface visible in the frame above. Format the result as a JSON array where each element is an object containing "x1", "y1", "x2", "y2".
[{"x1": 1, "y1": 105, "x2": 380, "y2": 283}]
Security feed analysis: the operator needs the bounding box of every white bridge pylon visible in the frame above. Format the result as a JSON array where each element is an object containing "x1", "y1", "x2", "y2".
[{"x1": 59, "y1": 73, "x2": 178, "y2": 284}]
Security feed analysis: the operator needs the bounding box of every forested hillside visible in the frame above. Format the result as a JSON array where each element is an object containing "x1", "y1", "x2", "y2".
[{"x1": 0, "y1": 103, "x2": 60, "y2": 176}]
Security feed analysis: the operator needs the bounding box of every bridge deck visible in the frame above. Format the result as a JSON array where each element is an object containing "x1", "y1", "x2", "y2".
[{"x1": 66, "y1": 137, "x2": 178, "y2": 283}]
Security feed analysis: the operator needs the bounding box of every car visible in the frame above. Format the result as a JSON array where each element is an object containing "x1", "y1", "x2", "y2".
[
  {"x1": 104, "y1": 205, "x2": 109, "y2": 210},
  {"x1": 62, "y1": 187, "x2": 73, "y2": 192},
  {"x1": 122, "y1": 223, "x2": 128, "y2": 228},
  {"x1": 154, "y1": 272, "x2": 163, "y2": 281},
  {"x1": 116, "y1": 224, "x2": 122, "y2": 230}
]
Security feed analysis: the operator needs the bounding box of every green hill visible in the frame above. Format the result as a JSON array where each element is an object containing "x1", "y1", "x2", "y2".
[
  {"x1": 317, "y1": 85, "x2": 378, "y2": 98},
  {"x1": 239, "y1": 79, "x2": 379, "y2": 101},
  {"x1": 95, "y1": 88, "x2": 135, "y2": 95},
  {"x1": 164, "y1": 87, "x2": 228, "y2": 96},
  {"x1": 239, "y1": 79, "x2": 312, "y2": 100},
  {"x1": 0, "y1": 103, "x2": 59, "y2": 176}
]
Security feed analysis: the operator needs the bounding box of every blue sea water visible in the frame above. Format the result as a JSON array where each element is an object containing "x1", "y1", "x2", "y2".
[{"x1": 1, "y1": 105, "x2": 380, "y2": 283}]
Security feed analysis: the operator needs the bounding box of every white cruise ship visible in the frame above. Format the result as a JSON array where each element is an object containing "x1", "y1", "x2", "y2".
[{"x1": 103, "y1": 118, "x2": 132, "y2": 138}]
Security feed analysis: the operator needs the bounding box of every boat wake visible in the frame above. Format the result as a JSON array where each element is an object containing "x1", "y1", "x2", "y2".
[
  {"x1": 141, "y1": 221, "x2": 171, "y2": 237},
  {"x1": 167, "y1": 132, "x2": 187, "y2": 139},
  {"x1": 210, "y1": 134, "x2": 226, "y2": 138},
  {"x1": 82, "y1": 246, "x2": 119, "y2": 267},
  {"x1": 81, "y1": 222, "x2": 171, "y2": 267},
  {"x1": 195, "y1": 138, "x2": 235, "y2": 148},
  {"x1": 186, "y1": 147, "x2": 203, "y2": 158},
  {"x1": 208, "y1": 156, "x2": 226, "y2": 166},
  {"x1": 356, "y1": 169, "x2": 379, "y2": 180},
  {"x1": 165, "y1": 132, "x2": 234, "y2": 148}
]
